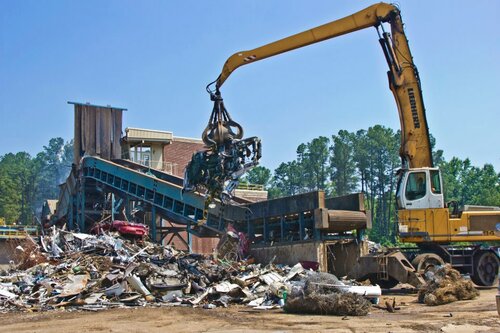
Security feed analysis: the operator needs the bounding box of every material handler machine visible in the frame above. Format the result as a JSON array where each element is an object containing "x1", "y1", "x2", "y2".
[{"x1": 193, "y1": 2, "x2": 500, "y2": 286}]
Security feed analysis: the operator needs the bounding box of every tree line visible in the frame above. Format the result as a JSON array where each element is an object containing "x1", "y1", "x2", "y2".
[
  {"x1": 1, "y1": 127, "x2": 499, "y2": 245},
  {"x1": 244, "y1": 125, "x2": 500, "y2": 244},
  {"x1": 0, "y1": 138, "x2": 73, "y2": 225}
]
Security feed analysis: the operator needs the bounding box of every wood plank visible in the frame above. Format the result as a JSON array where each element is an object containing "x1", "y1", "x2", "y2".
[
  {"x1": 112, "y1": 109, "x2": 123, "y2": 159},
  {"x1": 88, "y1": 105, "x2": 97, "y2": 156},
  {"x1": 73, "y1": 105, "x2": 81, "y2": 164},
  {"x1": 99, "y1": 107, "x2": 111, "y2": 159},
  {"x1": 95, "y1": 108, "x2": 101, "y2": 155},
  {"x1": 82, "y1": 105, "x2": 91, "y2": 155}
]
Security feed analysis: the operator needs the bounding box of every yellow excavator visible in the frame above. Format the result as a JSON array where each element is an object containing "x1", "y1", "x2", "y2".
[{"x1": 207, "y1": 2, "x2": 500, "y2": 286}]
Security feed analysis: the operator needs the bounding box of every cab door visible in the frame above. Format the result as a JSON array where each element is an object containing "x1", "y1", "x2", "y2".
[
  {"x1": 403, "y1": 171, "x2": 429, "y2": 209},
  {"x1": 397, "y1": 169, "x2": 445, "y2": 210},
  {"x1": 428, "y1": 169, "x2": 444, "y2": 208}
]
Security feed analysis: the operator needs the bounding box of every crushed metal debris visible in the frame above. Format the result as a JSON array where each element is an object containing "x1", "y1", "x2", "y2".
[{"x1": 0, "y1": 227, "x2": 378, "y2": 313}]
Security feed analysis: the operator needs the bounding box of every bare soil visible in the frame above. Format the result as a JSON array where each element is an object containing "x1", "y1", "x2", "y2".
[{"x1": 1, "y1": 288, "x2": 498, "y2": 333}]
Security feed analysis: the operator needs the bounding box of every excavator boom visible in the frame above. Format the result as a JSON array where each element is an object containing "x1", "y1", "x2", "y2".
[
  {"x1": 202, "y1": 2, "x2": 500, "y2": 288},
  {"x1": 216, "y1": 3, "x2": 394, "y2": 88},
  {"x1": 213, "y1": 2, "x2": 433, "y2": 169}
]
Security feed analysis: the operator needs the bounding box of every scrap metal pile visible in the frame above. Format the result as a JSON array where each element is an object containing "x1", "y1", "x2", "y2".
[
  {"x1": 183, "y1": 91, "x2": 261, "y2": 206},
  {"x1": 0, "y1": 228, "x2": 377, "y2": 314}
]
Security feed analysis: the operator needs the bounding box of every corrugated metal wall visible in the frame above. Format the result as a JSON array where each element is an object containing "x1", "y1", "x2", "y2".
[{"x1": 73, "y1": 104, "x2": 123, "y2": 164}]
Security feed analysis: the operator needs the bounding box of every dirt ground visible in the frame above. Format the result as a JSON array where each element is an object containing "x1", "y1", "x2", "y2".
[{"x1": 1, "y1": 287, "x2": 498, "y2": 333}]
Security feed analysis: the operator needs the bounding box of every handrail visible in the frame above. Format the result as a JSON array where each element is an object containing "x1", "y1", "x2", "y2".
[{"x1": 0, "y1": 225, "x2": 39, "y2": 239}]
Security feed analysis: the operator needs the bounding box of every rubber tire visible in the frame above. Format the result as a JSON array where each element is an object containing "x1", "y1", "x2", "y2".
[
  {"x1": 411, "y1": 253, "x2": 445, "y2": 275},
  {"x1": 472, "y1": 251, "x2": 500, "y2": 287}
]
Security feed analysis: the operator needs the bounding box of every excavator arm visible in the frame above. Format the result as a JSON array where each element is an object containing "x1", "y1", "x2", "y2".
[
  {"x1": 202, "y1": 3, "x2": 500, "y2": 286},
  {"x1": 212, "y1": 2, "x2": 433, "y2": 169}
]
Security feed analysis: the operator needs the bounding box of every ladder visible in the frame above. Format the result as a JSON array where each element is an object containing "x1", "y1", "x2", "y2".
[{"x1": 377, "y1": 255, "x2": 389, "y2": 281}]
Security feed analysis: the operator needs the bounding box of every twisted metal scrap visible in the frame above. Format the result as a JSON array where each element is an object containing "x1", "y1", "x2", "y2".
[{"x1": 183, "y1": 91, "x2": 261, "y2": 210}]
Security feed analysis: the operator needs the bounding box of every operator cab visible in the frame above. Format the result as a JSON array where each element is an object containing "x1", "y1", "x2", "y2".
[{"x1": 396, "y1": 168, "x2": 444, "y2": 210}]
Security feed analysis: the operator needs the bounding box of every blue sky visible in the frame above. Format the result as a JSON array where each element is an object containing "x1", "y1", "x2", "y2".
[{"x1": 1, "y1": 0, "x2": 499, "y2": 172}]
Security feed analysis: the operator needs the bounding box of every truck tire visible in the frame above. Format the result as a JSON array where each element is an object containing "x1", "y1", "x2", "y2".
[
  {"x1": 472, "y1": 250, "x2": 499, "y2": 287},
  {"x1": 411, "y1": 253, "x2": 445, "y2": 275}
]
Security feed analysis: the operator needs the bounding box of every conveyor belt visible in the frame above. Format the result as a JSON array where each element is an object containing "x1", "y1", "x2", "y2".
[
  {"x1": 113, "y1": 159, "x2": 251, "y2": 205},
  {"x1": 76, "y1": 157, "x2": 367, "y2": 244},
  {"x1": 81, "y1": 156, "x2": 247, "y2": 237}
]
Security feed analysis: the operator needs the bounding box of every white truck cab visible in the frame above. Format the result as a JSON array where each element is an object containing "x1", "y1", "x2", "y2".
[{"x1": 397, "y1": 167, "x2": 444, "y2": 210}]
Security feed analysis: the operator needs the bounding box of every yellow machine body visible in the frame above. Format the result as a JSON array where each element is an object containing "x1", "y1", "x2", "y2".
[{"x1": 399, "y1": 209, "x2": 500, "y2": 243}]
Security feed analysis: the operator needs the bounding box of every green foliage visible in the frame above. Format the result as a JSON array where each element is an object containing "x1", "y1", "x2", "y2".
[
  {"x1": 299, "y1": 136, "x2": 331, "y2": 192},
  {"x1": 330, "y1": 130, "x2": 358, "y2": 196},
  {"x1": 270, "y1": 136, "x2": 332, "y2": 198},
  {"x1": 364, "y1": 126, "x2": 400, "y2": 243},
  {"x1": 430, "y1": 134, "x2": 444, "y2": 165},
  {"x1": 0, "y1": 138, "x2": 73, "y2": 225},
  {"x1": 439, "y1": 157, "x2": 500, "y2": 207},
  {"x1": 265, "y1": 125, "x2": 499, "y2": 245},
  {"x1": 0, "y1": 152, "x2": 40, "y2": 224},
  {"x1": 271, "y1": 161, "x2": 304, "y2": 197},
  {"x1": 244, "y1": 166, "x2": 272, "y2": 188}
]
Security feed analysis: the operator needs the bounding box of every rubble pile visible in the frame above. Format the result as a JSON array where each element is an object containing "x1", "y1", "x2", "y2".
[
  {"x1": 284, "y1": 272, "x2": 372, "y2": 316},
  {"x1": 0, "y1": 228, "x2": 378, "y2": 313},
  {"x1": 11, "y1": 238, "x2": 48, "y2": 270},
  {"x1": 418, "y1": 264, "x2": 479, "y2": 306},
  {"x1": 0, "y1": 229, "x2": 283, "y2": 312}
]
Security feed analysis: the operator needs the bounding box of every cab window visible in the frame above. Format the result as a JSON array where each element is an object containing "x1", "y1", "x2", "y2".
[
  {"x1": 430, "y1": 170, "x2": 442, "y2": 194},
  {"x1": 405, "y1": 172, "x2": 426, "y2": 200}
]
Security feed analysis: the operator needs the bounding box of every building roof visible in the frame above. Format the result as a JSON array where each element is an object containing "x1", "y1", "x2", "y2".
[
  {"x1": 172, "y1": 136, "x2": 204, "y2": 144},
  {"x1": 67, "y1": 101, "x2": 127, "y2": 110},
  {"x1": 124, "y1": 127, "x2": 173, "y2": 143}
]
